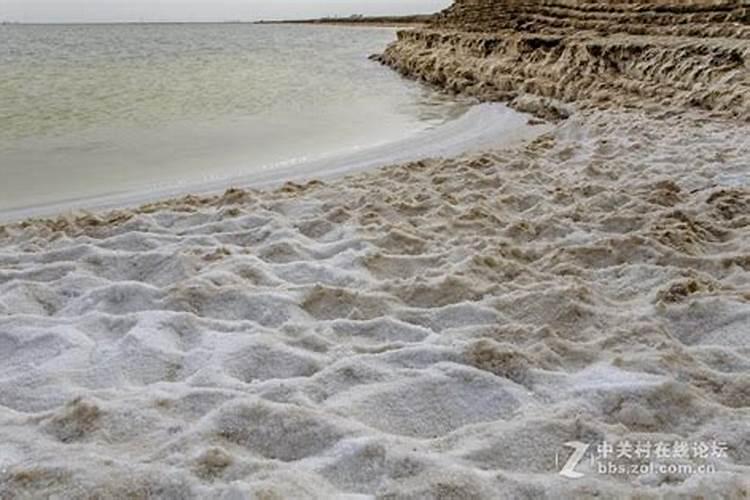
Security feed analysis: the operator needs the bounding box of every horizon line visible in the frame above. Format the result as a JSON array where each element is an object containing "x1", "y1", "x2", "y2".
[{"x1": 0, "y1": 12, "x2": 432, "y2": 26}]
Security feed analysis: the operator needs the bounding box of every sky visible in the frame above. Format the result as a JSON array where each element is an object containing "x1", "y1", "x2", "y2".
[{"x1": 0, "y1": 0, "x2": 452, "y2": 23}]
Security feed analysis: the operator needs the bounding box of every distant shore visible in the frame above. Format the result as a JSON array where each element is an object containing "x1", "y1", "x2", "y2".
[{"x1": 255, "y1": 15, "x2": 432, "y2": 28}]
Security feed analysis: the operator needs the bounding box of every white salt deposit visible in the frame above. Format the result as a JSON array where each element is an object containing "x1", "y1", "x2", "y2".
[{"x1": 0, "y1": 108, "x2": 748, "y2": 497}]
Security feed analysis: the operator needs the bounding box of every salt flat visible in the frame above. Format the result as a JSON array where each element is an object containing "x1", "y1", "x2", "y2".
[{"x1": 0, "y1": 107, "x2": 748, "y2": 498}]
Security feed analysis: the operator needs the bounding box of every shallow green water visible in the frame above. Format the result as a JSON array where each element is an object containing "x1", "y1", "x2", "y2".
[{"x1": 0, "y1": 24, "x2": 468, "y2": 211}]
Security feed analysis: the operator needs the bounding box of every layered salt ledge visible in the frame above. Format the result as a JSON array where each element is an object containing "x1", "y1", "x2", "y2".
[
  {"x1": 1, "y1": 106, "x2": 749, "y2": 497},
  {"x1": 375, "y1": 0, "x2": 750, "y2": 121}
]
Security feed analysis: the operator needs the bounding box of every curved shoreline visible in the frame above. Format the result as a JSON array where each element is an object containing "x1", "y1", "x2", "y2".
[{"x1": 0, "y1": 103, "x2": 547, "y2": 224}]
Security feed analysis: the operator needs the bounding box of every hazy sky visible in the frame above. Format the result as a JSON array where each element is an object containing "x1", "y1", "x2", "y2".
[{"x1": 0, "y1": 0, "x2": 452, "y2": 23}]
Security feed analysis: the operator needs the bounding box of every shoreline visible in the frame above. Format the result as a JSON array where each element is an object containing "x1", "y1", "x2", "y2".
[{"x1": 0, "y1": 103, "x2": 547, "y2": 225}]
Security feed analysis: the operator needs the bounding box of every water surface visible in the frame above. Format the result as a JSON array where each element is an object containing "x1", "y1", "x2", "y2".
[{"x1": 0, "y1": 24, "x2": 472, "y2": 213}]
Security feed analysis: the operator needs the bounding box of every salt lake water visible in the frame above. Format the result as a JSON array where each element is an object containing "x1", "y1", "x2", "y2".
[{"x1": 0, "y1": 23, "x2": 528, "y2": 218}]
